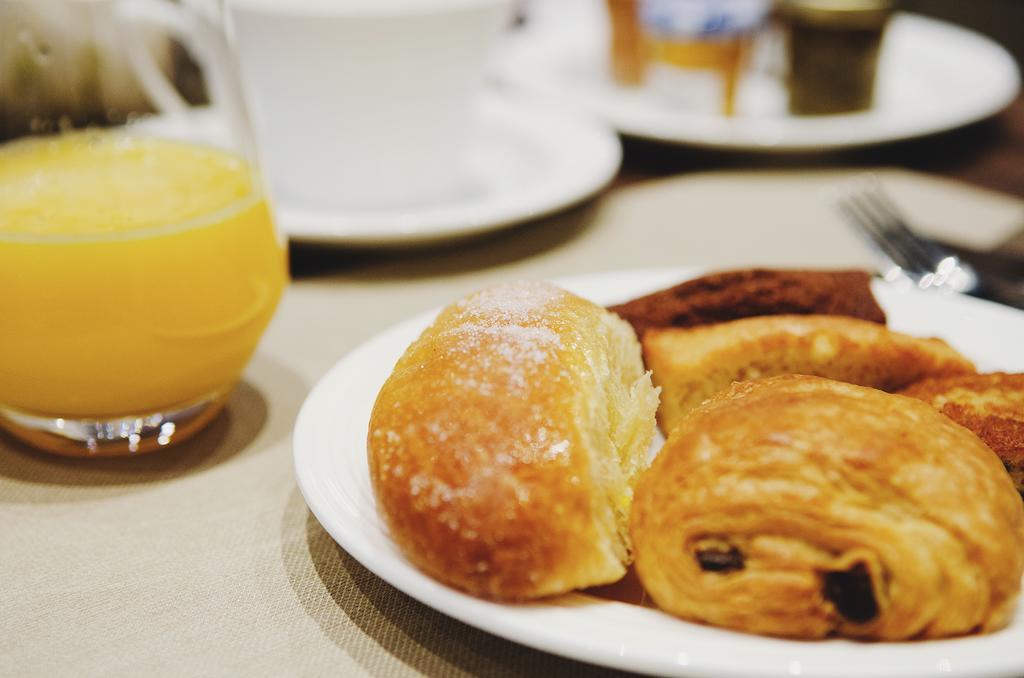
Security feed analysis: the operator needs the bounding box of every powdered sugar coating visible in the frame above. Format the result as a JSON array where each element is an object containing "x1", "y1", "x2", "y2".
[
  {"x1": 367, "y1": 278, "x2": 656, "y2": 599},
  {"x1": 371, "y1": 282, "x2": 577, "y2": 463},
  {"x1": 372, "y1": 281, "x2": 578, "y2": 488},
  {"x1": 455, "y1": 280, "x2": 565, "y2": 323},
  {"x1": 445, "y1": 324, "x2": 562, "y2": 371},
  {"x1": 442, "y1": 282, "x2": 569, "y2": 393}
]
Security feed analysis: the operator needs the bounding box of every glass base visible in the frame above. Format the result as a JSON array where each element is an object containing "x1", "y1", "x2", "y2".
[{"x1": 0, "y1": 389, "x2": 231, "y2": 457}]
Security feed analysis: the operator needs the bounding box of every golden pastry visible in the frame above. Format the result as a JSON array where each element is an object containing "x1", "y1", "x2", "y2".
[
  {"x1": 368, "y1": 281, "x2": 659, "y2": 600},
  {"x1": 643, "y1": 314, "x2": 975, "y2": 434},
  {"x1": 901, "y1": 372, "x2": 1024, "y2": 498},
  {"x1": 632, "y1": 375, "x2": 1024, "y2": 640}
]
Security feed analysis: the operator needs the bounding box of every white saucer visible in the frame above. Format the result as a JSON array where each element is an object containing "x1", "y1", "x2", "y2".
[
  {"x1": 275, "y1": 93, "x2": 621, "y2": 247},
  {"x1": 497, "y1": 8, "x2": 1021, "y2": 152},
  {"x1": 294, "y1": 267, "x2": 1024, "y2": 678}
]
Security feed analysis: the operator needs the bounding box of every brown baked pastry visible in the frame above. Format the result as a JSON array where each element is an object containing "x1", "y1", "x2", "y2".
[
  {"x1": 368, "y1": 282, "x2": 659, "y2": 600},
  {"x1": 901, "y1": 373, "x2": 1024, "y2": 498},
  {"x1": 631, "y1": 375, "x2": 1024, "y2": 640},
  {"x1": 609, "y1": 268, "x2": 886, "y2": 338},
  {"x1": 643, "y1": 314, "x2": 975, "y2": 435}
]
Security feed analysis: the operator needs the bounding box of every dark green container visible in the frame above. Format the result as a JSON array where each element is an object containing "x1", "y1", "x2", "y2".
[{"x1": 780, "y1": 0, "x2": 893, "y2": 115}]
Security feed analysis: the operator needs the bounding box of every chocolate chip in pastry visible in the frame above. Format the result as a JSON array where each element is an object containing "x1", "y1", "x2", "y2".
[{"x1": 631, "y1": 375, "x2": 1024, "y2": 640}]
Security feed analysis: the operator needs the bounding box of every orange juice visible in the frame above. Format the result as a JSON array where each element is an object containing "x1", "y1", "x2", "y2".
[{"x1": 0, "y1": 132, "x2": 287, "y2": 421}]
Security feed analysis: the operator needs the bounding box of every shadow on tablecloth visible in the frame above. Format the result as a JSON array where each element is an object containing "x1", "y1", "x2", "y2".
[
  {"x1": 288, "y1": 199, "x2": 600, "y2": 282},
  {"x1": 0, "y1": 353, "x2": 306, "y2": 503},
  {"x1": 287, "y1": 502, "x2": 632, "y2": 678}
]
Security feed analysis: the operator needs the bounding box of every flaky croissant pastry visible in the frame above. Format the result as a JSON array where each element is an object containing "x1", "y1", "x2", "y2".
[
  {"x1": 901, "y1": 372, "x2": 1024, "y2": 499},
  {"x1": 631, "y1": 375, "x2": 1024, "y2": 640},
  {"x1": 642, "y1": 315, "x2": 975, "y2": 435},
  {"x1": 369, "y1": 282, "x2": 659, "y2": 600}
]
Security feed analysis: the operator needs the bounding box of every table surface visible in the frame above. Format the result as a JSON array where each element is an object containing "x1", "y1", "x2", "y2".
[{"x1": 3, "y1": 95, "x2": 1024, "y2": 677}]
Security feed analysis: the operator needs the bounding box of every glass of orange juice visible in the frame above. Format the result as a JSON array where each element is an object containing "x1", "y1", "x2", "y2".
[{"x1": 0, "y1": 0, "x2": 287, "y2": 456}]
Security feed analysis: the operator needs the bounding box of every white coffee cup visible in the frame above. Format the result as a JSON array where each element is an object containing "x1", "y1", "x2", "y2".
[{"x1": 225, "y1": 0, "x2": 512, "y2": 211}]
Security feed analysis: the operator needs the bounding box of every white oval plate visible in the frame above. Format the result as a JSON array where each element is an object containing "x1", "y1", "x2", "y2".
[
  {"x1": 497, "y1": 11, "x2": 1021, "y2": 152},
  {"x1": 293, "y1": 268, "x2": 1024, "y2": 678},
  {"x1": 276, "y1": 92, "x2": 621, "y2": 247}
]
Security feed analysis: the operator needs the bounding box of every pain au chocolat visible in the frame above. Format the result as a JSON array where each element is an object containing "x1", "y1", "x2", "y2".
[{"x1": 631, "y1": 375, "x2": 1024, "y2": 640}]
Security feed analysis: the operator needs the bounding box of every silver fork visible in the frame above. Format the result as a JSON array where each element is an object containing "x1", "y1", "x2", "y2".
[{"x1": 836, "y1": 176, "x2": 981, "y2": 295}]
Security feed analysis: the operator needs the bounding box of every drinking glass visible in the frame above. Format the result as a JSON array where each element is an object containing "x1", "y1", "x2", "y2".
[{"x1": 0, "y1": 0, "x2": 288, "y2": 456}]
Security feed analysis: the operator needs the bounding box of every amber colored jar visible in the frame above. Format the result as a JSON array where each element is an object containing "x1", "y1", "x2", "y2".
[
  {"x1": 606, "y1": 0, "x2": 647, "y2": 85},
  {"x1": 779, "y1": 0, "x2": 893, "y2": 115},
  {"x1": 639, "y1": 0, "x2": 770, "y2": 116}
]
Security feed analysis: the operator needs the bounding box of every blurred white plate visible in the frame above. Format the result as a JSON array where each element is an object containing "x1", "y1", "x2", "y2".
[
  {"x1": 294, "y1": 267, "x2": 1024, "y2": 678},
  {"x1": 276, "y1": 92, "x2": 621, "y2": 247},
  {"x1": 497, "y1": 11, "x2": 1021, "y2": 151}
]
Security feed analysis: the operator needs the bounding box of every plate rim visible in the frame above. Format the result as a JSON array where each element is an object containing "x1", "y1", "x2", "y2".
[
  {"x1": 276, "y1": 91, "x2": 622, "y2": 247},
  {"x1": 293, "y1": 267, "x2": 1024, "y2": 678},
  {"x1": 497, "y1": 13, "x2": 1022, "y2": 152}
]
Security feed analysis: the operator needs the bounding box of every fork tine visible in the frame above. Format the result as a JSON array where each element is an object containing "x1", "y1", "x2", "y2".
[
  {"x1": 837, "y1": 198, "x2": 917, "y2": 275},
  {"x1": 846, "y1": 192, "x2": 931, "y2": 273},
  {"x1": 857, "y1": 183, "x2": 947, "y2": 270},
  {"x1": 835, "y1": 175, "x2": 980, "y2": 295}
]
